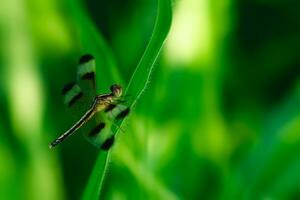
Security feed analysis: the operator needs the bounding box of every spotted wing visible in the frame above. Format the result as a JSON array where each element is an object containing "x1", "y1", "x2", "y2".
[
  {"x1": 83, "y1": 104, "x2": 130, "y2": 150},
  {"x1": 62, "y1": 54, "x2": 96, "y2": 108}
]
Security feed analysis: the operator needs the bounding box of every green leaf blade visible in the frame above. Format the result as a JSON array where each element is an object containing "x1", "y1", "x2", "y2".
[
  {"x1": 125, "y1": 0, "x2": 173, "y2": 106},
  {"x1": 82, "y1": 0, "x2": 172, "y2": 199}
]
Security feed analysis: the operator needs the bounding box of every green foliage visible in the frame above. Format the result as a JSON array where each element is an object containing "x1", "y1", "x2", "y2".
[
  {"x1": 80, "y1": 0, "x2": 172, "y2": 198},
  {"x1": 1, "y1": 0, "x2": 300, "y2": 200}
]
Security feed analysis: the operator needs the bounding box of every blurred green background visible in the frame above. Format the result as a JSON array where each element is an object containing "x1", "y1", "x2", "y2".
[{"x1": 1, "y1": 0, "x2": 300, "y2": 199}]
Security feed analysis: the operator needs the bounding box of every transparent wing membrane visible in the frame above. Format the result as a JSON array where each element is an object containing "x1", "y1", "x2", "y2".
[
  {"x1": 77, "y1": 54, "x2": 96, "y2": 87},
  {"x1": 62, "y1": 83, "x2": 83, "y2": 107}
]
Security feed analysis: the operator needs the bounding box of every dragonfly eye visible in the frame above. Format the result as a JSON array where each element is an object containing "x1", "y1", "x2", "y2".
[{"x1": 110, "y1": 84, "x2": 122, "y2": 97}]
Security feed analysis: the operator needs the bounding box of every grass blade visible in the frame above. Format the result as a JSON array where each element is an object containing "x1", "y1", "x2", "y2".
[
  {"x1": 82, "y1": 0, "x2": 172, "y2": 199},
  {"x1": 124, "y1": 0, "x2": 173, "y2": 106}
]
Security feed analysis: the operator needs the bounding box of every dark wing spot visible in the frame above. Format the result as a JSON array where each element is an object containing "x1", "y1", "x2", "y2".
[
  {"x1": 81, "y1": 72, "x2": 95, "y2": 81},
  {"x1": 62, "y1": 82, "x2": 76, "y2": 95},
  {"x1": 89, "y1": 122, "x2": 106, "y2": 137},
  {"x1": 79, "y1": 54, "x2": 94, "y2": 64},
  {"x1": 80, "y1": 72, "x2": 95, "y2": 88},
  {"x1": 116, "y1": 107, "x2": 130, "y2": 120},
  {"x1": 101, "y1": 136, "x2": 115, "y2": 151},
  {"x1": 68, "y1": 92, "x2": 83, "y2": 107},
  {"x1": 104, "y1": 104, "x2": 117, "y2": 113}
]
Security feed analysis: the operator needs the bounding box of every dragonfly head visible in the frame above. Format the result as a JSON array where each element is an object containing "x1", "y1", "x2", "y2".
[{"x1": 110, "y1": 84, "x2": 122, "y2": 98}]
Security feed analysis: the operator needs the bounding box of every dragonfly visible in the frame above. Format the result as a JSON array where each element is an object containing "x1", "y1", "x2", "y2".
[{"x1": 49, "y1": 54, "x2": 130, "y2": 150}]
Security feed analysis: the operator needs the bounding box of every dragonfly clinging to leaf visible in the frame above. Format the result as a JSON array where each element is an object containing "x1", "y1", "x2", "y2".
[{"x1": 49, "y1": 54, "x2": 130, "y2": 150}]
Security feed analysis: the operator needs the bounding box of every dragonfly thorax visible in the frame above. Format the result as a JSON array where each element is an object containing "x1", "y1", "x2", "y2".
[{"x1": 94, "y1": 95, "x2": 113, "y2": 112}]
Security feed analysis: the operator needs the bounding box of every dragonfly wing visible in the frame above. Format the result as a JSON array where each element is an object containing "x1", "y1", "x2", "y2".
[
  {"x1": 62, "y1": 82, "x2": 83, "y2": 107},
  {"x1": 77, "y1": 54, "x2": 96, "y2": 82},
  {"x1": 106, "y1": 104, "x2": 130, "y2": 121},
  {"x1": 83, "y1": 104, "x2": 130, "y2": 150},
  {"x1": 62, "y1": 54, "x2": 96, "y2": 107},
  {"x1": 82, "y1": 112, "x2": 114, "y2": 150}
]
